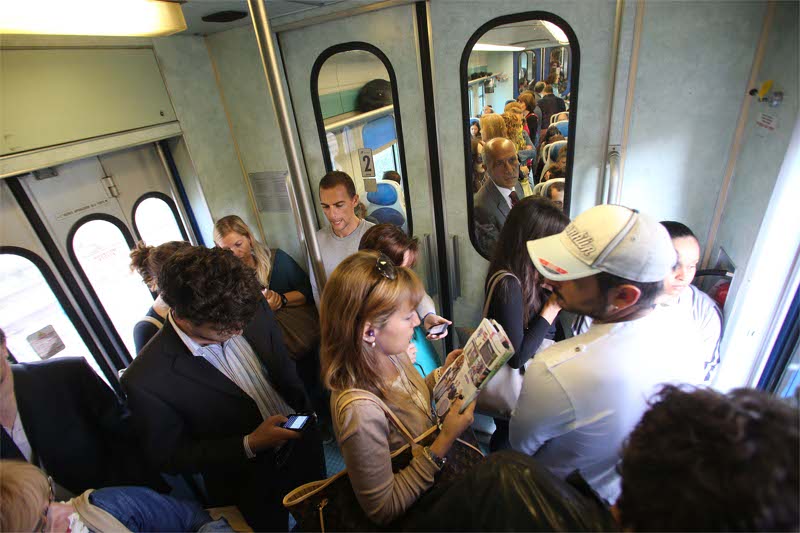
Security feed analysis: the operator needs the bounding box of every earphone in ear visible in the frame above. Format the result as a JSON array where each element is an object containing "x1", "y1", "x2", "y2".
[{"x1": 368, "y1": 330, "x2": 374, "y2": 337}]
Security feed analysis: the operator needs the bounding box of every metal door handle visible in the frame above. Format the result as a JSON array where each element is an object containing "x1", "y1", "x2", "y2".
[
  {"x1": 450, "y1": 234, "x2": 461, "y2": 301},
  {"x1": 422, "y1": 234, "x2": 437, "y2": 297}
]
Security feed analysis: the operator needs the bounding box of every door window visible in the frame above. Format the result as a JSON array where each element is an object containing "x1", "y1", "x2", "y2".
[
  {"x1": 311, "y1": 44, "x2": 413, "y2": 234},
  {"x1": 133, "y1": 193, "x2": 187, "y2": 246},
  {"x1": 0, "y1": 250, "x2": 106, "y2": 381},
  {"x1": 69, "y1": 216, "x2": 153, "y2": 358},
  {"x1": 463, "y1": 15, "x2": 578, "y2": 257}
]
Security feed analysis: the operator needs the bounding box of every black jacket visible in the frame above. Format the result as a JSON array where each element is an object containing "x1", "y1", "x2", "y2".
[
  {"x1": 4, "y1": 357, "x2": 163, "y2": 494},
  {"x1": 538, "y1": 93, "x2": 567, "y2": 131},
  {"x1": 121, "y1": 300, "x2": 314, "y2": 508}
]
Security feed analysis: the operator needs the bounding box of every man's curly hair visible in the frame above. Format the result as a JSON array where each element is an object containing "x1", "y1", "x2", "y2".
[
  {"x1": 158, "y1": 246, "x2": 261, "y2": 331},
  {"x1": 617, "y1": 385, "x2": 799, "y2": 532}
]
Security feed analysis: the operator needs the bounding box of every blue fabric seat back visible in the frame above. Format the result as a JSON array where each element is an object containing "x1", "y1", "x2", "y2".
[
  {"x1": 369, "y1": 207, "x2": 405, "y2": 227},
  {"x1": 366, "y1": 182, "x2": 399, "y2": 206},
  {"x1": 554, "y1": 120, "x2": 569, "y2": 137}
]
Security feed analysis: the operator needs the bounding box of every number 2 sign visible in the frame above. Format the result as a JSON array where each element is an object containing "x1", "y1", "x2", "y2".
[{"x1": 358, "y1": 148, "x2": 375, "y2": 177}]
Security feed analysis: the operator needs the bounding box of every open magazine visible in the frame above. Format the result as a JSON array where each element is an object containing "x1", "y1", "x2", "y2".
[{"x1": 433, "y1": 318, "x2": 514, "y2": 419}]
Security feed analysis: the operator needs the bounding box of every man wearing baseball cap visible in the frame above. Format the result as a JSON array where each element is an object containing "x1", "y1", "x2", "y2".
[{"x1": 509, "y1": 204, "x2": 705, "y2": 503}]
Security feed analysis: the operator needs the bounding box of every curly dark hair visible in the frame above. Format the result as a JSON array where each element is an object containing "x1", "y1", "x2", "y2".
[
  {"x1": 617, "y1": 385, "x2": 799, "y2": 532},
  {"x1": 158, "y1": 246, "x2": 261, "y2": 330}
]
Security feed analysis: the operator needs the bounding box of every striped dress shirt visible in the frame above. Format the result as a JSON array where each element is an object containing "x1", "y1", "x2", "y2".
[{"x1": 169, "y1": 313, "x2": 292, "y2": 420}]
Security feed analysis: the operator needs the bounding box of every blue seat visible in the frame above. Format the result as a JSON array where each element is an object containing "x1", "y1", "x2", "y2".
[
  {"x1": 554, "y1": 120, "x2": 569, "y2": 137},
  {"x1": 366, "y1": 181, "x2": 407, "y2": 230}
]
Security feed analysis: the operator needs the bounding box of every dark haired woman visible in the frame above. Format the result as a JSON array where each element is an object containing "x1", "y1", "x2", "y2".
[
  {"x1": 484, "y1": 196, "x2": 570, "y2": 450},
  {"x1": 129, "y1": 240, "x2": 191, "y2": 353}
]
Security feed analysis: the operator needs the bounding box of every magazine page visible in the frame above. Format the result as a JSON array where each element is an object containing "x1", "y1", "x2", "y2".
[{"x1": 433, "y1": 318, "x2": 514, "y2": 418}]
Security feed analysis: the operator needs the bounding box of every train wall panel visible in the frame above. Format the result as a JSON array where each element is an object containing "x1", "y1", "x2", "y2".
[
  {"x1": 620, "y1": 0, "x2": 766, "y2": 251},
  {"x1": 151, "y1": 35, "x2": 259, "y2": 242},
  {"x1": 714, "y1": 0, "x2": 799, "y2": 280},
  {"x1": 205, "y1": 26, "x2": 306, "y2": 265}
]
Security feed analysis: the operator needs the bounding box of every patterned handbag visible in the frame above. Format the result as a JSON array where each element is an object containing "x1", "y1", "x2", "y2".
[{"x1": 283, "y1": 389, "x2": 485, "y2": 532}]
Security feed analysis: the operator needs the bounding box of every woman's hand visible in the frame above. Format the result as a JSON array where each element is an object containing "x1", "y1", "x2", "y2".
[
  {"x1": 436, "y1": 397, "x2": 476, "y2": 448},
  {"x1": 443, "y1": 349, "x2": 463, "y2": 369},
  {"x1": 540, "y1": 291, "x2": 562, "y2": 325},
  {"x1": 264, "y1": 290, "x2": 283, "y2": 311},
  {"x1": 406, "y1": 342, "x2": 418, "y2": 364},
  {"x1": 424, "y1": 314, "x2": 452, "y2": 340}
]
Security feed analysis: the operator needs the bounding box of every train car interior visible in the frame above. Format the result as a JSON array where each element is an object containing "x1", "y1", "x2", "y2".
[{"x1": 1, "y1": 0, "x2": 798, "y2": 529}]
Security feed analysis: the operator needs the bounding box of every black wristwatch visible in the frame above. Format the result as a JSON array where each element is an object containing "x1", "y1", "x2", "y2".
[{"x1": 280, "y1": 293, "x2": 288, "y2": 307}]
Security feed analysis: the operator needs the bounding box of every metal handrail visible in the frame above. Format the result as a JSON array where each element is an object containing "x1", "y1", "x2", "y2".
[
  {"x1": 323, "y1": 104, "x2": 393, "y2": 132},
  {"x1": 247, "y1": 0, "x2": 327, "y2": 294},
  {"x1": 605, "y1": 149, "x2": 622, "y2": 204}
]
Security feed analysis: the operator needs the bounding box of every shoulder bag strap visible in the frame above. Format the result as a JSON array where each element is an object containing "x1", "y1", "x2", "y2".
[
  {"x1": 482, "y1": 270, "x2": 519, "y2": 318},
  {"x1": 335, "y1": 388, "x2": 417, "y2": 446},
  {"x1": 138, "y1": 316, "x2": 163, "y2": 329}
]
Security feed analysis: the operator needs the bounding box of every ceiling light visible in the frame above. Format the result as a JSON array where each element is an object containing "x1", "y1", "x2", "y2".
[
  {"x1": 473, "y1": 43, "x2": 525, "y2": 52},
  {"x1": 1, "y1": 0, "x2": 187, "y2": 37},
  {"x1": 542, "y1": 21, "x2": 569, "y2": 44}
]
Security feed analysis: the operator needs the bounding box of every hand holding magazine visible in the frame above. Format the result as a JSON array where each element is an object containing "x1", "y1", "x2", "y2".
[{"x1": 433, "y1": 318, "x2": 514, "y2": 419}]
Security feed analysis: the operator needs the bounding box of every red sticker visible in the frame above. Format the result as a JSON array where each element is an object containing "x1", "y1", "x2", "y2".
[{"x1": 539, "y1": 258, "x2": 568, "y2": 275}]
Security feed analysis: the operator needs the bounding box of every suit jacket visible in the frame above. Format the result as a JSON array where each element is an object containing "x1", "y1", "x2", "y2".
[
  {"x1": 538, "y1": 94, "x2": 567, "y2": 130},
  {"x1": 121, "y1": 299, "x2": 312, "y2": 506},
  {"x1": 4, "y1": 357, "x2": 163, "y2": 495},
  {"x1": 474, "y1": 180, "x2": 524, "y2": 256}
]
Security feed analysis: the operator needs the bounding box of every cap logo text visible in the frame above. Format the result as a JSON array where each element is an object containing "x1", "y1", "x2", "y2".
[{"x1": 566, "y1": 224, "x2": 595, "y2": 257}]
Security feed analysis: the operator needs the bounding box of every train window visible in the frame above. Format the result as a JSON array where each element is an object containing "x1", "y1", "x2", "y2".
[
  {"x1": 463, "y1": 15, "x2": 579, "y2": 258},
  {"x1": 0, "y1": 250, "x2": 106, "y2": 381},
  {"x1": 311, "y1": 43, "x2": 413, "y2": 235},
  {"x1": 68, "y1": 216, "x2": 153, "y2": 358},
  {"x1": 132, "y1": 192, "x2": 188, "y2": 246}
]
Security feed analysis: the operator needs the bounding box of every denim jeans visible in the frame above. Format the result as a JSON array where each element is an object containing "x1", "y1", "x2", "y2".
[{"x1": 89, "y1": 487, "x2": 232, "y2": 532}]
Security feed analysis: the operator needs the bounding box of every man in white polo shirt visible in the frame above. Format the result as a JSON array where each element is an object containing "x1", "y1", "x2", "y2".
[{"x1": 509, "y1": 205, "x2": 704, "y2": 503}]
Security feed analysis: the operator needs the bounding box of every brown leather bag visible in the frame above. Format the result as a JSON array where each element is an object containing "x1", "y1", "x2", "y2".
[
  {"x1": 283, "y1": 389, "x2": 484, "y2": 532},
  {"x1": 274, "y1": 303, "x2": 320, "y2": 360}
]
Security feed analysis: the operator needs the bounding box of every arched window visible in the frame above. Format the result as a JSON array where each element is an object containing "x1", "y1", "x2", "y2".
[
  {"x1": 462, "y1": 14, "x2": 579, "y2": 258},
  {"x1": 311, "y1": 43, "x2": 413, "y2": 235},
  {"x1": 0, "y1": 248, "x2": 109, "y2": 383},
  {"x1": 68, "y1": 215, "x2": 153, "y2": 358},
  {"x1": 132, "y1": 192, "x2": 188, "y2": 246}
]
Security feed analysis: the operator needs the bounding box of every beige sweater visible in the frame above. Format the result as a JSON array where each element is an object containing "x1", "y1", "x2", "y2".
[{"x1": 331, "y1": 355, "x2": 441, "y2": 526}]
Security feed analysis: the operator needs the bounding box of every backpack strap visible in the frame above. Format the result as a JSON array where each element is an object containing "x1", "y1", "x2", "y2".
[
  {"x1": 482, "y1": 270, "x2": 519, "y2": 318},
  {"x1": 138, "y1": 316, "x2": 163, "y2": 330}
]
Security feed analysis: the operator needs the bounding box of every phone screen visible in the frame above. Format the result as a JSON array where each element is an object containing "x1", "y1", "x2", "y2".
[
  {"x1": 428, "y1": 323, "x2": 448, "y2": 336},
  {"x1": 283, "y1": 414, "x2": 310, "y2": 431}
]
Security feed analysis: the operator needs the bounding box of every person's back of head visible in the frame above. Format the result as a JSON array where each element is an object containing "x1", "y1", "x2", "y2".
[
  {"x1": 543, "y1": 84, "x2": 554, "y2": 95},
  {"x1": 480, "y1": 114, "x2": 506, "y2": 142},
  {"x1": 319, "y1": 170, "x2": 357, "y2": 199},
  {"x1": 533, "y1": 81, "x2": 546, "y2": 94},
  {"x1": 158, "y1": 246, "x2": 261, "y2": 331},
  {"x1": 0, "y1": 460, "x2": 51, "y2": 532},
  {"x1": 129, "y1": 240, "x2": 191, "y2": 292},
  {"x1": 359, "y1": 223, "x2": 419, "y2": 267},
  {"x1": 548, "y1": 181, "x2": 565, "y2": 197},
  {"x1": 382, "y1": 171, "x2": 402, "y2": 184},
  {"x1": 489, "y1": 196, "x2": 569, "y2": 321},
  {"x1": 517, "y1": 91, "x2": 536, "y2": 113},
  {"x1": 617, "y1": 385, "x2": 799, "y2": 531}
]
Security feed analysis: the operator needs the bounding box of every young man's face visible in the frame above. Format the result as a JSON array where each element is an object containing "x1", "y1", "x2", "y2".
[
  {"x1": 319, "y1": 185, "x2": 358, "y2": 234},
  {"x1": 664, "y1": 236, "x2": 700, "y2": 296},
  {"x1": 548, "y1": 275, "x2": 609, "y2": 319}
]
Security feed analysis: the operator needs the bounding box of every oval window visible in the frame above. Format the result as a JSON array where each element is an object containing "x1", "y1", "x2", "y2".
[
  {"x1": 463, "y1": 16, "x2": 578, "y2": 258},
  {"x1": 69, "y1": 217, "x2": 153, "y2": 357},
  {"x1": 312, "y1": 45, "x2": 412, "y2": 235},
  {"x1": 133, "y1": 193, "x2": 187, "y2": 246}
]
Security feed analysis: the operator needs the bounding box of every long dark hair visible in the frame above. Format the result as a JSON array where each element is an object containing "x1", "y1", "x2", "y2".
[{"x1": 487, "y1": 196, "x2": 570, "y2": 323}]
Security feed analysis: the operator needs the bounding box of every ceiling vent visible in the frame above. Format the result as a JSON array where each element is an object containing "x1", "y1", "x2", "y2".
[{"x1": 201, "y1": 10, "x2": 248, "y2": 23}]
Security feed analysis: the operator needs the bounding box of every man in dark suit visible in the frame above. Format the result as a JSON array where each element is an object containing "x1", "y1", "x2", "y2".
[
  {"x1": 474, "y1": 137, "x2": 525, "y2": 256},
  {"x1": 538, "y1": 84, "x2": 567, "y2": 133},
  {"x1": 0, "y1": 329, "x2": 162, "y2": 496},
  {"x1": 121, "y1": 246, "x2": 325, "y2": 532}
]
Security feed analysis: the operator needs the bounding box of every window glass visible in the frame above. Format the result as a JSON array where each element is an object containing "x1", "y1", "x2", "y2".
[
  {"x1": 313, "y1": 47, "x2": 411, "y2": 234},
  {"x1": 134, "y1": 196, "x2": 184, "y2": 246},
  {"x1": 0, "y1": 252, "x2": 106, "y2": 381},
  {"x1": 465, "y1": 18, "x2": 576, "y2": 257},
  {"x1": 71, "y1": 219, "x2": 153, "y2": 357}
]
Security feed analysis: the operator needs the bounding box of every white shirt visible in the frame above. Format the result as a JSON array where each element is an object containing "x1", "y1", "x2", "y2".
[
  {"x1": 659, "y1": 284, "x2": 723, "y2": 384},
  {"x1": 492, "y1": 181, "x2": 516, "y2": 209},
  {"x1": 510, "y1": 308, "x2": 704, "y2": 503},
  {"x1": 9, "y1": 413, "x2": 33, "y2": 462}
]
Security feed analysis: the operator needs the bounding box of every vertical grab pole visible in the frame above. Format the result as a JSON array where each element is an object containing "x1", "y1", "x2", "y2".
[
  {"x1": 606, "y1": 149, "x2": 622, "y2": 204},
  {"x1": 246, "y1": 0, "x2": 327, "y2": 293},
  {"x1": 598, "y1": 0, "x2": 625, "y2": 205}
]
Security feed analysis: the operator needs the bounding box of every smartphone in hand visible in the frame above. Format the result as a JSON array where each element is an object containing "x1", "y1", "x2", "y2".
[
  {"x1": 281, "y1": 414, "x2": 311, "y2": 432},
  {"x1": 428, "y1": 323, "x2": 448, "y2": 336}
]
